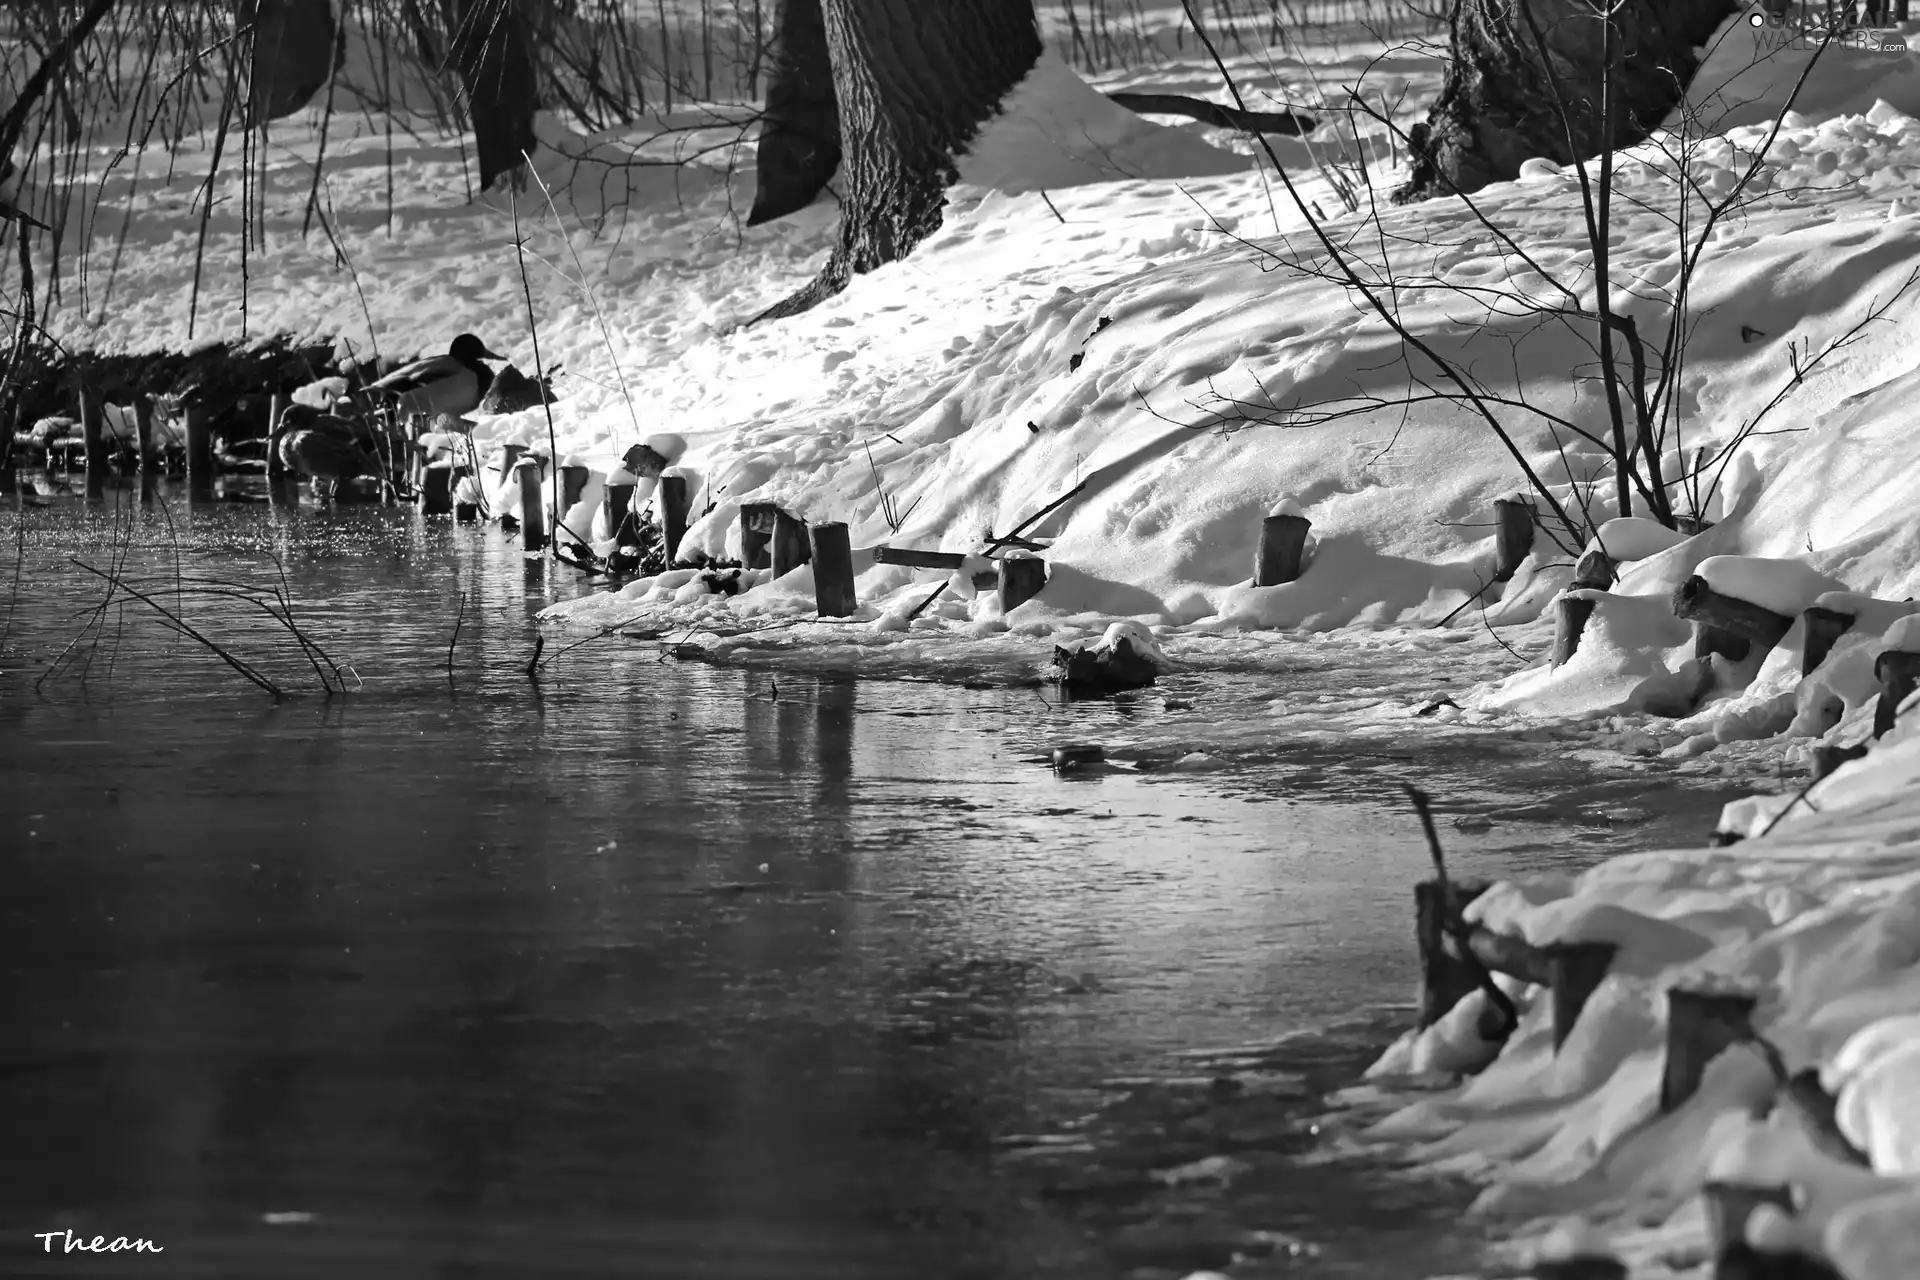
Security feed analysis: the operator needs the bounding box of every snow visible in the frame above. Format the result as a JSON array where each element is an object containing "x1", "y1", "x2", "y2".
[
  {"x1": 1698, "y1": 555, "x2": 1851, "y2": 616},
  {"x1": 14, "y1": 5, "x2": 1920, "y2": 1272}
]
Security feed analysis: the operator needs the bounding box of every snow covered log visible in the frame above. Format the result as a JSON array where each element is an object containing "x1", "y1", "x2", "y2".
[
  {"x1": 1661, "y1": 988, "x2": 1757, "y2": 1114},
  {"x1": 1671, "y1": 575, "x2": 1795, "y2": 664},
  {"x1": 1457, "y1": 931, "x2": 1612, "y2": 1051},
  {"x1": 1054, "y1": 622, "x2": 1163, "y2": 695}
]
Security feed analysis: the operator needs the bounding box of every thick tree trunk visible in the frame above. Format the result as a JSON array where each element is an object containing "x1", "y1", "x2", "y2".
[
  {"x1": 1397, "y1": 0, "x2": 1739, "y2": 202},
  {"x1": 753, "y1": 0, "x2": 1042, "y2": 323},
  {"x1": 244, "y1": 0, "x2": 342, "y2": 125},
  {"x1": 750, "y1": 0, "x2": 842, "y2": 224},
  {"x1": 446, "y1": 0, "x2": 541, "y2": 191}
]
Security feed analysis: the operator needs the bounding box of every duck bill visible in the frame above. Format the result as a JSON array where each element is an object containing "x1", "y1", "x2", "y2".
[{"x1": 477, "y1": 343, "x2": 507, "y2": 361}]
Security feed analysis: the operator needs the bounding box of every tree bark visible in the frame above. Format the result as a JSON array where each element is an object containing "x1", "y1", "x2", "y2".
[
  {"x1": 0, "y1": 0, "x2": 120, "y2": 171},
  {"x1": 750, "y1": 0, "x2": 842, "y2": 224},
  {"x1": 243, "y1": 0, "x2": 341, "y2": 125},
  {"x1": 753, "y1": 0, "x2": 1042, "y2": 323},
  {"x1": 445, "y1": 0, "x2": 541, "y2": 191},
  {"x1": 1396, "y1": 0, "x2": 1739, "y2": 202}
]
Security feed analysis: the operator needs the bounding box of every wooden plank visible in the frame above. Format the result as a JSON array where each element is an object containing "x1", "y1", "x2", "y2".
[{"x1": 872, "y1": 545, "x2": 967, "y2": 570}]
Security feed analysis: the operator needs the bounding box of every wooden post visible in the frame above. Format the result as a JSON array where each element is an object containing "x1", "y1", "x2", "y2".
[
  {"x1": 604, "y1": 482, "x2": 636, "y2": 543},
  {"x1": 419, "y1": 465, "x2": 453, "y2": 515},
  {"x1": 1573, "y1": 548, "x2": 1617, "y2": 591},
  {"x1": 1873, "y1": 649, "x2": 1920, "y2": 738},
  {"x1": 1415, "y1": 878, "x2": 1491, "y2": 1029},
  {"x1": 1802, "y1": 605, "x2": 1855, "y2": 676},
  {"x1": 1493, "y1": 497, "x2": 1535, "y2": 581},
  {"x1": 1672, "y1": 575, "x2": 1794, "y2": 665},
  {"x1": 740, "y1": 501, "x2": 779, "y2": 569},
  {"x1": 771, "y1": 509, "x2": 811, "y2": 577},
  {"x1": 808, "y1": 521, "x2": 856, "y2": 617},
  {"x1": 1253, "y1": 512, "x2": 1311, "y2": 586},
  {"x1": 79, "y1": 386, "x2": 108, "y2": 475},
  {"x1": 1547, "y1": 941, "x2": 1616, "y2": 1052},
  {"x1": 1661, "y1": 988, "x2": 1757, "y2": 1113},
  {"x1": 497, "y1": 442, "x2": 526, "y2": 483},
  {"x1": 267, "y1": 394, "x2": 301, "y2": 502},
  {"x1": 133, "y1": 396, "x2": 154, "y2": 468},
  {"x1": 659, "y1": 473, "x2": 689, "y2": 565},
  {"x1": 185, "y1": 405, "x2": 214, "y2": 495},
  {"x1": 1553, "y1": 593, "x2": 1596, "y2": 667},
  {"x1": 998, "y1": 556, "x2": 1047, "y2": 612},
  {"x1": 514, "y1": 457, "x2": 547, "y2": 552},
  {"x1": 560, "y1": 463, "x2": 589, "y2": 510}
]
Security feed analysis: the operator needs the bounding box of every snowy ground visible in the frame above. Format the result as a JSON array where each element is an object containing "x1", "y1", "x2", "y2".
[{"x1": 10, "y1": 3, "x2": 1920, "y2": 1275}]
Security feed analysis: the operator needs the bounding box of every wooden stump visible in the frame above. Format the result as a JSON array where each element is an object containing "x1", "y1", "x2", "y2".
[
  {"x1": 560, "y1": 463, "x2": 589, "y2": 510},
  {"x1": 1415, "y1": 878, "x2": 1492, "y2": 1029},
  {"x1": 1672, "y1": 576, "x2": 1794, "y2": 666},
  {"x1": 604, "y1": 482, "x2": 636, "y2": 543},
  {"x1": 1494, "y1": 498, "x2": 1535, "y2": 581},
  {"x1": 999, "y1": 557, "x2": 1047, "y2": 612},
  {"x1": 1661, "y1": 988, "x2": 1758, "y2": 1113},
  {"x1": 1573, "y1": 547, "x2": 1617, "y2": 590},
  {"x1": 419, "y1": 465, "x2": 453, "y2": 516},
  {"x1": 1873, "y1": 649, "x2": 1920, "y2": 738},
  {"x1": 772, "y1": 509, "x2": 811, "y2": 577},
  {"x1": 496, "y1": 442, "x2": 526, "y2": 485},
  {"x1": 1547, "y1": 941, "x2": 1616, "y2": 1052},
  {"x1": 1254, "y1": 513, "x2": 1311, "y2": 586},
  {"x1": 185, "y1": 405, "x2": 214, "y2": 495},
  {"x1": 659, "y1": 473, "x2": 689, "y2": 565},
  {"x1": 79, "y1": 387, "x2": 108, "y2": 475},
  {"x1": 455, "y1": 501, "x2": 479, "y2": 523},
  {"x1": 740, "y1": 501, "x2": 780, "y2": 570},
  {"x1": 808, "y1": 521, "x2": 856, "y2": 617},
  {"x1": 1802, "y1": 606, "x2": 1855, "y2": 676},
  {"x1": 1553, "y1": 593, "x2": 1596, "y2": 667},
  {"x1": 514, "y1": 457, "x2": 547, "y2": 552}
]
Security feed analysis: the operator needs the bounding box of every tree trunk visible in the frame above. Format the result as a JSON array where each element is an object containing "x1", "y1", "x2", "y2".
[
  {"x1": 749, "y1": 0, "x2": 842, "y2": 224},
  {"x1": 446, "y1": 0, "x2": 541, "y2": 191},
  {"x1": 1397, "y1": 0, "x2": 1738, "y2": 202},
  {"x1": 753, "y1": 0, "x2": 1042, "y2": 323},
  {"x1": 244, "y1": 0, "x2": 342, "y2": 125}
]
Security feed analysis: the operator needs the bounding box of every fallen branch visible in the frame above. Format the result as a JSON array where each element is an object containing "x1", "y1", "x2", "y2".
[
  {"x1": 905, "y1": 479, "x2": 1087, "y2": 621},
  {"x1": 1106, "y1": 91, "x2": 1315, "y2": 136}
]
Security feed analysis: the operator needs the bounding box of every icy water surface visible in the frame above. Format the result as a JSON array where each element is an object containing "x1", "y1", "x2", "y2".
[{"x1": 0, "y1": 481, "x2": 1746, "y2": 1278}]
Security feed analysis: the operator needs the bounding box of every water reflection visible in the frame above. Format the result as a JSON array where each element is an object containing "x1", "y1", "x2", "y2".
[{"x1": 0, "y1": 492, "x2": 1734, "y2": 1276}]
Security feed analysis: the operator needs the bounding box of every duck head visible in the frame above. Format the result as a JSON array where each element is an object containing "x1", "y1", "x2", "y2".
[{"x1": 449, "y1": 333, "x2": 506, "y2": 363}]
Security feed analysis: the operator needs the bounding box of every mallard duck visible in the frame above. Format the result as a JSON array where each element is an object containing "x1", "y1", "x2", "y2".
[
  {"x1": 366, "y1": 333, "x2": 505, "y2": 418},
  {"x1": 271, "y1": 405, "x2": 381, "y2": 498}
]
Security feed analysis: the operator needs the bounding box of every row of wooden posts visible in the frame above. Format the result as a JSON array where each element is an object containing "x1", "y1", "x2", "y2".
[
  {"x1": 1552, "y1": 538, "x2": 1920, "y2": 741},
  {"x1": 1420, "y1": 882, "x2": 1873, "y2": 1280}
]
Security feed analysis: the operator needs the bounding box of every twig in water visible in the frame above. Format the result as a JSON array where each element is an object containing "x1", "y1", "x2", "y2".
[
  {"x1": 525, "y1": 632, "x2": 544, "y2": 680},
  {"x1": 447, "y1": 589, "x2": 466, "y2": 690}
]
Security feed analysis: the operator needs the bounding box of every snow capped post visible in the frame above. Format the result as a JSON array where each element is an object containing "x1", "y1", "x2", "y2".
[
  {"x1": 808, "y1": 522, "x2": 856, "y2": 617},
  {"x1": 419, "y1": 464, "x2": 453, "y2": 516},
  {"x1": 772, "y1": 510, "x2": 811, "y2": 578},
  {"x1": 1551, "y1": 594, "x2": 1597, "y2": 668},
  {"x1": 604, "y1": 481, "x2": 635, "y2": 543},
  {"x1": 1254, "y1": 499, "x2": 1311, "y2": 587},
  {"x1": 1874, "y1": 616, "x2": 1920, "y2": 737},
  {"x1": 659, "y1": 473, "x2": 689, "y2": 566},
  {"x1": 1414, "y1": 878, "x2": 1491, "y2": 1029},
  {"x1": 560, "y1": 464, "x2": 589, "y2": 512},
  {"x1": 1802, "y1": 604, "x2": 1855, "y2": 677},
  {"x1": 997, "y1": 553, "x2": 1046, "y2": 612},
  {"x1": 513, "y1": 457, "x2": 547, "y2": 552},
  {"x1": 1493, "y1": 495, "x2": 1535, "y2": 582},
  {"x1": 1671, "y1": 576, "x2": 1794, "y2": 665},
  {"x1": 1660, "y1": 987, "x2": 1758, "y2": 1113}
]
